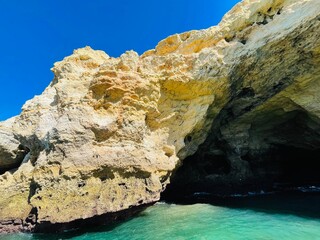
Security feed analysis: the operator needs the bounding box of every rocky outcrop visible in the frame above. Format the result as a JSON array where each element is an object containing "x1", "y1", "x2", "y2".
[
  {"x1": 0, "y1": 0, "x2": 320, "y2": 233},
  {"x1": 0, "y1": 119, "x2": 30, "y2": 173}
]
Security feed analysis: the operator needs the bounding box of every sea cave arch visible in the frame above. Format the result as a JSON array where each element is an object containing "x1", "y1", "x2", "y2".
[{"x1": 163, "y1": 105, "x2": 320, "y2": 201}]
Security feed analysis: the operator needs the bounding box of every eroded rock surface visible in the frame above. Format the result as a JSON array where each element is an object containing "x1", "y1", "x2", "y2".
[{"x1": 0, "y1": 0, "x2": 319, "y2": 233}]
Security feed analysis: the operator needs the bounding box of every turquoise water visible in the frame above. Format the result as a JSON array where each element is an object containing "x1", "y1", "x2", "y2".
[{"x1": 3, "y1": 194, "x2": 320, "y2": 240}]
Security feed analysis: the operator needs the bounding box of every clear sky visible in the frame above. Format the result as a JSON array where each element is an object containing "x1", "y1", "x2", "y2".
[{"x1": 0, "y1": 0, "x2": 240, "y2": 121}]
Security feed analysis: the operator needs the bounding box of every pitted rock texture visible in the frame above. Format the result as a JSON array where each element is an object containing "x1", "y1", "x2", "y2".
[{"x1": 0, "y1": 0, "x2": 319, "y2": 232}]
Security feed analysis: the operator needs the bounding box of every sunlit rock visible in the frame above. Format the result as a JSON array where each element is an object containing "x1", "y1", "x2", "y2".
[{"x1": 0, "y1": 0, "x2": 319, "y2": 233}]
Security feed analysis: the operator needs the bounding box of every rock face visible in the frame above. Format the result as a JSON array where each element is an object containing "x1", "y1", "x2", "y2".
[{"x1": 0, "y1": 0, "x2": 320, "y2": 233}]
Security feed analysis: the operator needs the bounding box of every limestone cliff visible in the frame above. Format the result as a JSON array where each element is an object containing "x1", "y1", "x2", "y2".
[{"x1": 0, "y1": 0, "x2": 319, "y2": 233}]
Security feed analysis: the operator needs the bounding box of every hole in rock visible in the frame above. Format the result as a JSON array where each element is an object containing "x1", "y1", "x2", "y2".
[
  {"x1": 239, "y1": 39, "x2": 247, "y2": 45},
  {"x1": 184, "y1": 135, "x2": 192, "y2": 144},
  {"x1": 237, "y1": 87, "x2": 255, "y2": 98},
  {"x1": 162, "y1": 109, "x2": 320, "y2": 201}
]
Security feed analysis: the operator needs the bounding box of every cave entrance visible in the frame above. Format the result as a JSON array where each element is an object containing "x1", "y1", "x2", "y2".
[
  {"x1": 161, "y1": 152, "x2": 233, "y2": 201},
  {"x1": 162, "y1": 109, "x2": 320, "y2": 201}
]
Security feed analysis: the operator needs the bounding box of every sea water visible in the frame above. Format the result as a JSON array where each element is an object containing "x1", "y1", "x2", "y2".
[{"x1": 3, "y1": 193, "x2": 320, "y2": 240}]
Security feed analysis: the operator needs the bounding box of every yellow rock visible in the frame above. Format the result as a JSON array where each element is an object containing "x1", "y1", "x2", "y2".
[{"x1": 0, "y1": 0, "x2": 319, "y2": 232}]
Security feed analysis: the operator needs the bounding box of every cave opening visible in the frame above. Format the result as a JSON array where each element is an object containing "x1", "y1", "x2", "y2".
[
  {"x1": 161, "y1": 151, "x2": 234, "y2": 201},
  {"x1": 162, "y1": 109, "x2": 320, "y2": 201}
]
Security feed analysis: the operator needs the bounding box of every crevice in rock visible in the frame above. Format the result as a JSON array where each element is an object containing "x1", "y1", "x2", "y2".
[
  {"x1": 23, "y1": 207, "x2": 38, "y2": 232},
  {"x1": 21, "y1": 180, "x2": 42, "y2": 232},
  {"x1": 28, "y1": 180, "x2": 42, "y2": 203}
]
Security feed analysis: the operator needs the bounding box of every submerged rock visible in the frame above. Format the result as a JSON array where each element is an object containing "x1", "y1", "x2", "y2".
[{"x1": 0, "y1": 0, "x2": 319, "y2": 233}]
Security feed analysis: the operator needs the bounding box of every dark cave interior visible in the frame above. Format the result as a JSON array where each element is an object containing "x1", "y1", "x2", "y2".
[{"x1": 162, "y1": 109, "x2": 320, "y2": 201}]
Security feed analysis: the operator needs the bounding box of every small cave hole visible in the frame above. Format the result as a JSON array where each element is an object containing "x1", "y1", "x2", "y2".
[
  {"x1": 184, "y1": 135, "x2": 193, "y2": 144},
  {"x1": 239, "y1": 39, "x2": 247, "y2": 45},
  {"x1": 78, "y1": 182, "x2": 86, "y2": 188},
  {"x1": 237, "y1": 87, "x2": 255, "y2": 98}
]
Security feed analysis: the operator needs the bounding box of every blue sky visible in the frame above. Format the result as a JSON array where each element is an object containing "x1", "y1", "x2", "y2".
[{"x1": 0, "y1": 0, "x2": 240, "y2": 121}]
